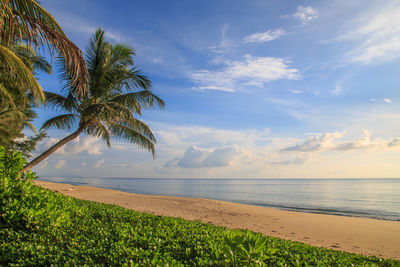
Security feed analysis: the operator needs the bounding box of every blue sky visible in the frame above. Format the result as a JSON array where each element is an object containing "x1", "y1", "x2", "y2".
[{"x1": 32, "y1": 0, "x2": 400, "y2": 178}]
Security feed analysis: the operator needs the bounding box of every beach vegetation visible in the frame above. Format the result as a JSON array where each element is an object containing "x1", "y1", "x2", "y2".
[
  {"x1": 1, "y1": 148, "x2": 398, "y2": 266},
  {"x1": 21, "y1": 29, "x2": 164, "y2": 172}
]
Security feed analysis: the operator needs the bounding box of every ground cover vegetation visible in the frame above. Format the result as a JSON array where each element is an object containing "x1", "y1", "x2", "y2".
[{"x1": 1, "y1": 148, "x2": 398, "y2": 266}]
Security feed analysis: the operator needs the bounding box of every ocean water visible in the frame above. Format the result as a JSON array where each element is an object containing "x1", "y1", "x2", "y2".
[{"x1": 38, "y1": 177, "x2": 400, "y2": 221}]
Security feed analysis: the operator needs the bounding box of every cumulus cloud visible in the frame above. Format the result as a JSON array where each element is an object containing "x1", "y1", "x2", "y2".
[
  {"x1": 54, "y1": 160, "x2": 66, "y2": 169},
  {"x1": 284, "y1": 6, "x2": 319, "y2": 26},
  {"x1": 166, "y1": 145, "x2": 248, "y2": 168},
  {"x1": 338, "y1": 2, "x2": 400, "y2": 64},
  {"x1": 242, "y1": 29, "x2": 285, "y2": 44},
  {"x1": 202, "y1": 146, "x2": 243, "y2": 167},
  {"x1": 37, "y1": 136, "x2": 103, "y2": 156},
  {"x1": 282, "y1": 130, "x2": 400, "y2": 153},
  {"x1": 334, "y1": 130, "x2": 400, "y2": 151},
  {"x1": 281, "y1": 132, "x2": 343, "y2": 152},
  {"x1": 190, "y1": 55, "x2": 300, "y2": 92},
  {"x1": 177, "y1": 146, "x2": 211, "y2": 168},
  {"x1": 93, "y1": 159, "x2": 105, "y2": 168}
]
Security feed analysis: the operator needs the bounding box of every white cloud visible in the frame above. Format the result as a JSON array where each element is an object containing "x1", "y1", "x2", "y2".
[
  {"x1": 209, "y1": 24, "x2": 232, "y2": 53},
  {"x1": 339, "y1": 2, "x2": 400, "y2": 64},
  {"x1": 176, "y1": 146, "x2": 211, "y2": 168},
  {"x1": 210, "y1": 25, "x2": 284, "y2": 53},
  {"x1": 37, "y1": 136, "x2": 103, "y2": 156},
  {"x1": 334, "y1": 130, "x2": 396, "y2": 151},
  {"x1": 202, "y1": 145, "x2": 244, "y2": 167},
  {"x1": 93, "y1": 159, "x2": 105, "y2": 168},
  {"x1": 285, "y1": 6, "x2": 319, "y2": 26},
  {"x1": 168, "y1": 145, "x2": 248, "y2": 169},
  {"x1": 384, "y1": 98, "x2": 392, "y2": 104},
  {"x1": 282, "y1": 130, "x2": 400, "y2": 152},
  {"x1": 190, "y1": 55, "x2": 300, "y2": 92},
  {"x1": 242, "y1": 29, "x2": 285, "y2": 44},
  {"x1": 54, "y1": 160, "x2": 66, "y2": 169},
  {"x1": 282, "y1": 132, "x2": 343, "y2": 152},
  {"x1": 193, "y1": 85, "x2": 235, "y2": 92},
  {"x1": 331, "y1": 83, "x2": 343, "y2": 95}
]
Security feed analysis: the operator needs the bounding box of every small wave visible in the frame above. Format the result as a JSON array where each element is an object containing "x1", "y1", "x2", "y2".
[{"x1": 246, "y1": 202, "x2": 400, "y2": 221}]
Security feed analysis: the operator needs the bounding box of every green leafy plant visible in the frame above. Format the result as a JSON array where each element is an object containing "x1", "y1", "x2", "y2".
[
  {"x1": 221, "y1": 230, "x2": 277, "y2": 266},
  {"x1": 0, "y1": 146, "x2": 71, "y2": 230},
  {"x1": 0, "y1": 148, "x2": 399, "y2": 265}
]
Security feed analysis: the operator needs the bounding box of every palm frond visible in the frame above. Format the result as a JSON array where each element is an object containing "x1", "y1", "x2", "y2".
[
  {"x1": 44, "y1": 91, "x2": 78, "y2": 113},
  {"x1": 0, "y1": 44, "x2": 44, "y2": 104},
  {"x1": 107, "y1": 122, "x2": 155, "y2": 157},
  {"x1": 0, "y1": 83, "x2": 16, "y2": 108},
  {"x1": 20, "y1": 14, "x2": 88, "y2": 97},
  {"x1": 40, "y1": 113, "x2": 78, "y2": 131},
  {"x1": 86, "y1": 119, "x2": 111, "y2": 147},
  {"x1": 22, "y1": 120, "x2": 36, "y2": 133},
  {"x1": 1, "y1": 0, "x2": 88, "y2": 97},
  {"x1": 113, "y1": 91, "x2": 164, "y2": 110},
  {"x1": 11, "y1": 43, "x2": 52, "y2": 74},
  {"x1": 0, "y1": 108, "x2": 25, "y2": 121},
  {"x1": 126, "y1": 68, "x2": 152, "y2": 91}
]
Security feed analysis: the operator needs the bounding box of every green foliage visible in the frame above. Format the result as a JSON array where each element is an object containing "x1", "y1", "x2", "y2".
[
  {"x1": 0, "y1": 40, "x2": 51, "y2": 156},
  {"x1": 0, "y1": 149, "x2": 399, "y2": 266},
  {"x1": 220, "y1": 230, "x2": 277, "y2": 266},
  {"x1": 8, "y1": 131, "x2": 48, "y2": 158},
  {"x1": 0, "y1": 147, "x2": 70, "y2": 230}
]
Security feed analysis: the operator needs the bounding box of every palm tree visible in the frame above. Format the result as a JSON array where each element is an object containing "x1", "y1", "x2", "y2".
[
  {"x1": 0, "y1": 0, "x2": 88, "y2": 103},
  {"x1": 0, "y1": 43, "x2": 52, "y2": 150},
  {"x1": 21, "y1": 29, "x2": 164, "y2": 172}
]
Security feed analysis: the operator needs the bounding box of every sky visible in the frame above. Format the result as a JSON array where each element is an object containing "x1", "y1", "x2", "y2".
[{"x1": 31, "y1": 0, "x2": 400, "y2": 178}]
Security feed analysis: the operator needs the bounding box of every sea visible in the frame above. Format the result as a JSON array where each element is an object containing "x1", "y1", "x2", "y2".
[{"x1": 38, "y1": 177, "x2": 400, "y2": 221}]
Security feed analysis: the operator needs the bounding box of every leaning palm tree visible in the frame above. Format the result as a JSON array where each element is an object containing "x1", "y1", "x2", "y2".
[
  {"x1": 0, "y1": 0, "x2": 88, "y2": 103},
  {"x1": 21, "y1": 29, "x2": 164, "y2": 172}
]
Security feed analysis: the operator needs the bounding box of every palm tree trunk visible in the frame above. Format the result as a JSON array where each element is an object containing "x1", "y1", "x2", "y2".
[{"x1": 21, "y1": 127, "x2": 84, "y2": 172}]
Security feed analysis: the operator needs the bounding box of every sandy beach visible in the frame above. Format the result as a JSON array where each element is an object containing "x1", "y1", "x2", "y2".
[{"x1": 35, "y1": 180, "x2": 400, "y2": 260}]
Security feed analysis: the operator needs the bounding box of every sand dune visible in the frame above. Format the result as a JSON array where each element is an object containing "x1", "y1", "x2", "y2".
[{"x1": 35, "y1": 180, "x2": 400, "y2": 260}]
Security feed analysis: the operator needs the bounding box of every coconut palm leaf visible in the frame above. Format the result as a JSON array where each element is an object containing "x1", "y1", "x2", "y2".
[
  {"x1": 107, "y1": 122, "x2": 155, "y2": 157},
  {"x1": 1, "y1": 0, "x2": 88, "y2": 97},
  {"x1": 0, "y1": 83, "x2": 16, "y2": 108},
  {"x1": 44, "y1": 91, "x2": 78, "y2": 113},
  {"x1": 40, "y1": 113, "x2": 78, "y2": 131},
  {"x1": 0, "y1": 44, "x2": 44, "y2": 103}
]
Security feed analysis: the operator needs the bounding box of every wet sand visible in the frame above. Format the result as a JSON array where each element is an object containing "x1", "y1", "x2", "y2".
[{"x1": 35, "y1": 180, "x2": 400, "y2": 260}]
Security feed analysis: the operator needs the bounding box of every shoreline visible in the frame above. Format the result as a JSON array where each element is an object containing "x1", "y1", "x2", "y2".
[{"x1": 35, "y1": 180, "x2": 400, "y2": 260}]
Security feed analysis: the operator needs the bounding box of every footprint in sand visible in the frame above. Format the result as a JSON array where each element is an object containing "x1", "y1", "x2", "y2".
[{"x1": 331, "y1": 243, "x2": 341, "y2": 248}]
